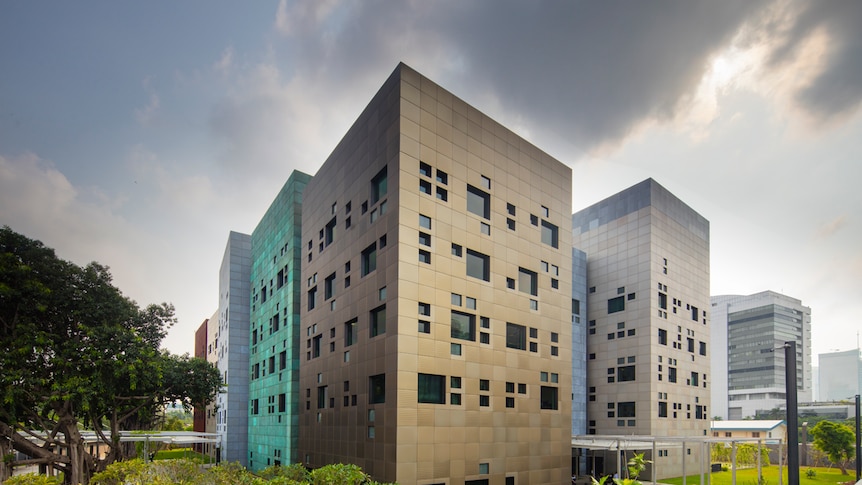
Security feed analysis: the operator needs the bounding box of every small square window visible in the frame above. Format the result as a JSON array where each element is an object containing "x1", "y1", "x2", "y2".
[
  {"x1": 436, "y1": 170, "x2": 448, "y2": 185},
  {"x1": 419, "y1": 179, "x2": 432, "y2": 195},
  {"x1": 451, "y1": 376, "x2": 462, "y2": 388},
  {"x1": 451, "y1": 244, "x2": 462, "y2": 257},
  {"x1": 419, "y1": 214, "x2": 431, "y2": 229},
  {"x1": 451, "y1": 343, "x2": 462, "y2": 355},
  {"x1": 507, "y1": 218, "x2": 515, "y2": 230},
  {"x1": 419, "y1": 232, "x2": 431, "y2": 246},
  {"x1": 419, "y1": 249, "x2": 431, "y2": 264},
  {"x1": 451, "y1": 293, "x2": 462, "y2": 306},
  {"x1": 530, "y1": 214, "x2": 538, "y2": 226},
  {"x1": 507, "y1": 203, "x2": 515, "y2": 215},
  {"x1": 529, "y1": 327, "x2": 538, "y2": 338},
  {"x1": 480, "y1": 332, "x2": 489, "y2": 344},
  {"x1": 530, "y1": 299, "x2": 538, "y2": 310},
  {"x1": 466, "y1": 297, "x2": 476, "y2": 309},
  {"x1": 419, "y1": 161, "x2": 432, "y2": 177},
  {"x1": 507, "y1": 278, "x2": 515, "y2": 289},
  {"x1": 479, "y1": 395, "x2": 489, "y2": 407},
  {"x1": 551, "y1": 278, "x2": 559, "y2": 289},
  {"x1": 450, "y1": 393, "x2": 461, "y2": 405},
  {"x1": 505, "y1": 397, "x2": 515, "y2": 408},
  {"x1": 529, "y1": 342, "x2": 537, "y2": 352},
  {"x1": 480, "y1": 316, "x2": 489, "y2": 328},
  {"x1": 436, "y1": 186, "x2": 448, "y2": 201},
  {"x1": 480, "y1": 175, "x2": 490, "y2": 189},
  {"x1": 418, "y1": 320, "x2": 430, "y2": 333},
  {"x1": 480, "y1": 222, "x2": 490, "y2": 235},
  {"x1": 505, "y1": 382, "x2": 515, "y2": 393},
  {"x1": 551, "y1": 332, "x2": 558, "y2": 343},
  {"x1": 479, "y1": 379, "x2": 490, "y2": 391},
  {"x1": 551, "y1": 346, "x2": 558, "y2": 356}
]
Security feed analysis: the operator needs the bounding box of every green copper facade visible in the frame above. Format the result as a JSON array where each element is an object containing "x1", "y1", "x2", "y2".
[{"x1": 248, "y1": 170, "x2": 311, "y2": 471}]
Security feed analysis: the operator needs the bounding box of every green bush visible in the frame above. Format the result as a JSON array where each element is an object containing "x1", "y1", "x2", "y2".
[
  {"x1": 2, "y1": 474, "x2": 63, "y2": 485},
  {"x1": 91, "y1": 458, "x2": 148, "y2": 485},
  {"x1": 805, "y1": 469, "x2": 816, "y2": 478}
]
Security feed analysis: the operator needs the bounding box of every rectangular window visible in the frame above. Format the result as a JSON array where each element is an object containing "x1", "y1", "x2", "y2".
[
  {"x1": 479, "y1": 395, "x2": 490, "y2": 407},
  {"x1": 436, "y1": 170, "x2": 448, "y2": 184},
  {"x1": 419, "y1": 161, "x2": 431, "y2": 177},
  {"x1": 573, "y1": 299, "x2": 581, "y2": 315},
  {"x1": 540, "y1": 220, "x2": 559, "y2": 248},
  {"x1": 518, "y1": 268, "x2": 538, "y2": 296},
  {"x1": 618, "y1": 401, "x2": 636, "y2": 417},
  {"x1": 451, "y1": 243, "x2": 462, "y2": 257},
  {"x1": 658, "y1": 328, "x2": 667, "y2": 345},
  {"x1": 418, "y1": 320, "x2": 430, "y2": 333},
  {"x1": 419, "y1": 302, "x2": 430, "y2": 316},
  {"x1": 317, "y1": 386, "x2": 327, "y2": 409},
  {"x1": 307, "y1": 286, "x2": 317, "y2": 310},
  {"x1": 436, "y1": 186, "x2": 448, "y2": 201},
  {"x1": 699, "y1": 341, "x2": 707, "y2": 356},
  {"x1": 279, "y1": 351, "x2": 286, "y2": 370},
  {"x1": 466, "y1": 249, "x2": 490, "y2": 281},
  {"x1": 371, "y1": 167, "x2": 387, "y2": 204},
  {"x1": 419, "y1": 179, "x2": 432, "y2": 194},
  {"x1": 506, "y1": 323, "x2": 527, "y2": 350},
  {"x1": 687, "y1": 338, "x2": 695, "y2": 353},
  {"x1": 419, "y1": 250, "x2": 431, "y2": 264},
  {"x1": 344, "y1": 318, "x2": 357, "y2": 346},
  {"x1": 608, "y1": 296, "x2": 625, "y2": 314},
  {"x1": 418, "y1": 373, "x2": 446, "y2": 404},
  {"x1": 507, "y1": 202, "x2": 515, "y2": 215},
  {"x1": 658, "y1": 401, "x2": 668, "y2": 417},
  {"x1": 691, "y1": 306, "x2": 699, "y2": 321},
  {"x1": 278, "y1": 393, "x2": 286, "y2": 413},
  {"x1": 540, "y1": 386, "x2": 558, "y2": 410},
  {"x1": 324, "y1": 273, "x2": 336, "y2": 300},
  {"x1": 467, "y1": 185, "x2": 490, "y2": 219},
  {"x1": 369, "y1": 374, "x2": 385, "y2": 404},
  {"x1": 617, "y1": 365, "x2": 635, "y2": 382},
  {"x1": 361, "y1": 243, "x2": 377, "y2": 276},
  {"x1": 325, "y1": 217, "x2": 336, "y2": 246},
  {"x1": 451, "y1": 310, "x2": 476, "y2": 341},
  {"x1": 370, "y1": 305, "x2": 386, "y2": 337},
  {"x1": 659, "y1": 292, "x2": 667, "y2": 310},
  {"x1": 669, "y1": 367, "x2": 677, "y2": 383},
  {"x1": 691, "y1": 372, "x2": 699, "y2": 387}
]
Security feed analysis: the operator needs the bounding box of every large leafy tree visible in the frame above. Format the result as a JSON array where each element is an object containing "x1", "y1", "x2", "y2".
[
  {"x1": 0, "y1": 227, "x2": 222, "y2": 484},
  {"x1": 809, "y1": 420, "x2": 855, "y2": 474}
]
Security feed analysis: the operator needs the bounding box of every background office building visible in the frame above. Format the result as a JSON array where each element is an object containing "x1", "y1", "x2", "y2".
[
  {"x1": 297, "y1": 63, "x2": 573, "y2": 484},
  {"x1": 247, "y1": 171, "x2": 311, "y2": 470},
  {"x1": 216, "y1": 231, "x2": 252, "y2": 465},
  {"x1": 818, "y1": 348, "x2": 861, "y2": 402},
  {"x1": 710, "y1": 291, "x2": 812, "y2": 419},
  {"x1": 572, "y1": 178, "x2": 711, "y2": 479}
]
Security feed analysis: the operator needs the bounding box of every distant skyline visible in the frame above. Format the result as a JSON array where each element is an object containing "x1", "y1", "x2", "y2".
[{"x1": 2, "y1": 1, "x2": 860, "y2": 363}]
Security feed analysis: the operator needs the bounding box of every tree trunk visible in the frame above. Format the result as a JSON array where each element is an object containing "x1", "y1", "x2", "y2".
[{"x1": 0, "y1": 434, "x2": 12, "y2": 482}]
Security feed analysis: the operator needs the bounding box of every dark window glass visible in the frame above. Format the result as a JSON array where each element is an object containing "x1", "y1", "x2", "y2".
[
  {"x1": 324, "y1": 273, "x2": 336, "y2": 300},
  {"x1": 361, "y1": 243, "x2": 377, "y2": 276},
  {"x1": 506, "y1": 323, "x2": 527, "y2": 350},
  {"x1": 658, "y1": 328, "x2": 667, "y2": 345},
  {"x1": 371, "y1": 167, "x2": 387, "y2": 204},
  {"x1": 608, "y1": 296, "x2": 625, "y2": 314},
  {"x1": 618, "y1": 401, "x2": 636, "y2": 417},
  {"x1": 618, "y1": 365, "x2": 636, "y2": 382},
  {"x1": 325, "y1": 217, "x2": 336, "y2": 246},
  {"x1": 370, "y1": 305, "x2": 386, "y2": 337},
  {"x1": 344, "y1": 319, "x2": 357, "y2": 346},
  {"x1": 369, "y1": 374, "x2": 385, "y2": 404},
  {"x1": 418, "y1": 373, "x2": 446, "y2": 404},
  {"x1": 540, "y1": 386, "x2": 558, "y2": 410},
  {"x1": 451, "y1": 310, "x2": 476, "y2": 341}
]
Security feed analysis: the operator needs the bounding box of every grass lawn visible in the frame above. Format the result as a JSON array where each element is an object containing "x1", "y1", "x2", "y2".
[
  {"x1": 152, "y1": 447, "x2": 213, "y2": 463},
  {"x1": 660, "y1": 466, "x2": 856, "y2": 485}
]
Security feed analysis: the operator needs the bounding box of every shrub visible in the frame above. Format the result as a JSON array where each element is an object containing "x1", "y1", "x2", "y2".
[
  {"x1": 91, "y1": 458, "x2": 148, "y2": 485},
  {"x1": 2, "y1": 474, "x2": 62, "y2": 485},
  {"x1": 805, "y1": 469, "x2": 816, "y2": 478}
]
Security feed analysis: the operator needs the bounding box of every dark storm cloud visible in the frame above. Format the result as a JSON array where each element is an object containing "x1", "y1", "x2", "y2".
[{"x1": 767, "y1": 1, "x2": 862, "y2": 121}]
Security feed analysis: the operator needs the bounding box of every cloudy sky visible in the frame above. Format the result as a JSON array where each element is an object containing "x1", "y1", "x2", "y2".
[{"x1": 2, "y1": 1, "x2": 860, "y2": 368}]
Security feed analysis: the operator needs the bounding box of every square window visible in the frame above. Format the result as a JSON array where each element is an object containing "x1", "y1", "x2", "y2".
[
  {"x1": 481, "y1": 175, "x2": 490, "y2": 189},
  {"x1": 419, "y1": 249, "x2": 431, "y2": 264},
  {"x1": 518, "y1": 268, "x2": 538, "y2": 296},
  {"x1": 506, "y1": 323, "x2": 526, "y2": 350},
  {"x1": 480, "y1": 222, "x2": 490, "y2": 235},
  {"x1": 419, "y1": 232, "x2": 431, "y2": 246},
  {"x1": 540, "y1": 371, "x2": 548, "y2": 382},
  {"x1": 418, "y1": 373, "x2": 446, "y2": 404},
  {"x1": 378, "y1": 286, "x2": 386, "y2": 300},
  {"x1": 419, "y1": 161, "x2": 431, "y2": 177},
  {"x1": 518, "y1": 383, "x2": 527, "y2": 394},
  {"x1": 451, "y1": 293, "x2": 462, "y2": 306},
  {"x1": 451, "y1": 376, "x2": 462, "y2": 388},
  {"x1": 507, "y1": 218, "x2": 515, "y2": 230},
  {"x1": 480, "y1": 332, "x2": 489, "y2": 344},
  {"x1": 436, "y1": 169, "x2": 448, "y2": 185},
  {"x1": 479, "y1": 395, "x2": 489, "y2": 407},
  {"x1": 551, "y1": 332, "x2": 559, "y2": 343},
  {"x1": 451, "y1": 310, "x2": 476, "y2": 341},
  {"x1": 540, "y1": 386, "x2": 558, "y2": 410},
  {"x1": 466, "y1": 296, "x2": 476, "y2": 309},
  {"x1": 530, "y1": 299, "x2": 538, "y2": 310},
  {"x1": 436, "y1": 186, "x2": 448, "y2": 201},
  {"x1": 506, "y1": 277, "x2": 515, "y2": 289},
  {"x1": 479, "y1": 379, "x2": 489, "y2": 391},
  {"x1": 450, "y1": 343, "x2": 462, "y2": 355},
  {"x1": 608, "y1": 296, "x2": 625, "y2": 314},
  {"x1": 418, "y1": 320, "x2": 430, "y2": 333},
  {"x1": 419, "y1": 214, "x2": 431, "y2": 229},
  {"x1": 451, "y1": 243, "x2": 462, "y2": 256},
  {"x1": 450, "y1": 393, "x2": 461, "y2": 405},
  {"x1": 551, "y1": 346, "x2": 558, "y2": 356},
  {"x1": 541, "y1": 220, "x2": 559, "y2": 248},
  {"x1": 505, "y1": 382, "x2": 515, "y2": 393},
  {"x1": 505, "y1": 397, "x2": 515, "y2": 408},
  {"x1": 480, "y1": 316, "x2": 490, "y2": 328},
  {"x1": 507, "y1": 203, "x2": 516, "y2": 215},
  {"x1": 530, "y1": 214, "x2": 538, "y2": 226},
  {"x1": 419, "y1": 302, "x2": 431, "y2": 315},
  {"x1": 551, "y1": 278, "x2": 558, "y2": 289}
]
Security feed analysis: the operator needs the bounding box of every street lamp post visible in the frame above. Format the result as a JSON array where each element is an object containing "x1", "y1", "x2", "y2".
[
  {"x1": 855, "y1": 394, "x2": 860, "y2": 482},
  {"x1": 785, "y1": 341, "x2": 799, "y2": 485}
]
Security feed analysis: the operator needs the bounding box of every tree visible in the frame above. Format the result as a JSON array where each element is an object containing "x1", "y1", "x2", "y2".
[
  {"x1": 0, "y1": 227, "x2": 222, "y2": 484},
  {"x1": 809, "y1": 420, "x2": 855, "y2": 474}
]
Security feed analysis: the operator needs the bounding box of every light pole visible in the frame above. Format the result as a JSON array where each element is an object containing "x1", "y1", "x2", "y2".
[
  {"x1": 855, "y1": 394, "x2": 860, "y2": 482},
  {"x1": 784, "y1": 341, "x2": 799, "y2": 485}
]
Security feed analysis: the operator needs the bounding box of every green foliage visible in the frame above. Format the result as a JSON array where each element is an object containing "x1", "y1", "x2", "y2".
[
  {"x1": 309, "y1": 463, "x2": 369, "y2": 484},
  {"x1": 710, "y1": 443, "x2": 770, "y2": 466},
  {"x1": 258, "y1": 463, "x2": 309, "y2": 481},
  {"x1": 2, "y1": 474, "x2": 63, "y2": 485},
  {"x1": 0, "y1": 227, "x2": 223, "y2": 483},
  {"x1": 626, "y1": 452, "x2": 651, "y2": 480},
  {"x1": 805, "y1": 469, "x2": 816, "y2": 478},
  {"x1": 91, "y1": 459, "x2": 148, "y2": 485},
  {"x1": 809, "y1": 420, "x2": 854, "y2": 474}
]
